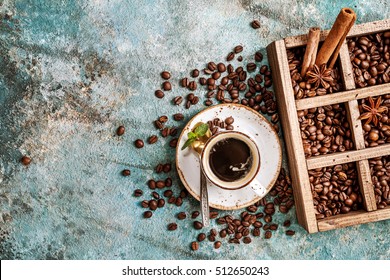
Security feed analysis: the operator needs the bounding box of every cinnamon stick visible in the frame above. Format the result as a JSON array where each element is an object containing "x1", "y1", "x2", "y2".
[
  {"x1": 316, "y1": 8, "x2": 356, "y2": 68},
  {"x1": 301, "y1": 27, "x2": 321, "y2": 77}
]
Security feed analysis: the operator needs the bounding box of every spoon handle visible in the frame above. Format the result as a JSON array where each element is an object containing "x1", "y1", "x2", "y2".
[{"x1": 200, "y1": 165, "x2": 210, "y2": 227}]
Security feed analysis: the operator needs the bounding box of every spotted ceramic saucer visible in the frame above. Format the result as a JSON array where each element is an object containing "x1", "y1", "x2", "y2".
[{"x1": 176, "y1": 103, "x2": 282, "y2": 210}]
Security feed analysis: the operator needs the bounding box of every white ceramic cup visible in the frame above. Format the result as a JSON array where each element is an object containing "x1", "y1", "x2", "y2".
[{"x1": 200, "y1": 131, "x2": 266, "y2": 196}]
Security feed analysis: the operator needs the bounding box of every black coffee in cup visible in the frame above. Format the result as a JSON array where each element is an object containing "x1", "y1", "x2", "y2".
[{"x1": 209, "y1": 138, "x2": 253, "y2": 182}]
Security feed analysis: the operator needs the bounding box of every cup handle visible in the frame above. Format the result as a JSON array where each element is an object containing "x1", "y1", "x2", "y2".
[{"x1": 248, "y1": 178, "x2": 267, "y2": 197}]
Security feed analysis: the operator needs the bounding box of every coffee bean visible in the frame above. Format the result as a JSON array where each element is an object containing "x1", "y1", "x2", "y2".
[
  {"x1": 148, "y1": 135, "x2": 158, "y2": 144},
  {"x1": 225, "y1": 116, "x2": 234, "y2": 125},
  {"x1": 253, "y1": 228, "x2": 260, "y2": 236},
  {"x1": 270, "y1": 224, "x2": 278, "y2": 231},
  {"x1": 226, "y1": 52, "x2": 235, "y2": 61},
  {"x1": 219, "y1": 229, "x2": 227, "y2": 238},
  {"x1": 191, "y1": 211, "x2": 200, "y2": 219},
  {"x1": 158, "y1": 115, "x2": 168, "y2": 123},
  {"x1": 169, "y1": 138, "x2": 178, "y2": 148},
  {"x1": 154, "y1": 90, "x2": 164, "y2": 98},
  {"x1": 122, "y1": 169, "x2": 131, "y2": 176},
  {"x1": 149, "y1": 200, "x2": 158, "y2": 210},
  {"x1": 144, "y1": 211, "x2": 153, "y2": 218},
  {"x1": 164, "y1": 190, "x2": 173, "y2": 197},
  {"x1": 191, "y1": 96, "x2": 199, "y2": 105},
  {"x1": 168, "y1": 196, "x2": 176, "y2": 204},
  {"x1": 197, "y1": 233, "x2": 206, "y2": 242},
  {"x1": 243, "y1": 236, "x2": 251, "y2": 244},
  {"x1": 251, "y1": 20, "x2": 260, "y2": 29},
  {"x1": 134, "y1": 139, "x2": 144, "y2": 148},
  {"x1": 199, "y1": 77, "x2": 207, "y2": 85},
  {"x1": 148, "y1": 179, "x2": 156, "y2": 189},
  {"x1": 173, "y1": 113, "x2": 184, "y2": 121},
  {"x1": 214, "y1": 241, "x2": 222, "y2": 249},
  {"x1": 181, "y1": 78, "x2": 189, "y2": 87},
  {"x1": 217, "y1": 63, "x2": 226, "y2": 73},
  {"x1": 116, "y1": 126, "x2": 125, "y2": 136},
  {"x1": 158, "y1": 198, "x2": 165, "y2": 208},
  {"x1": 162, "y1": 81, "x2": 171, "y2": 91},
  {"x1": 209, "y1": 211, "x2": 218, "y2": 219},
  {"x1": 208, "y1": 62, "x2": 217, "y2": 71},
  {"x1": 208, "y1": 234, "x2": 216, "y2": 242},
  {"x1": 154, "y1": 120, "x2": 164, "y2": 130},
  {"x1": 237, "y1": 55, "x2": 243, "y2": 62},
  {"x1": 161, "y1": 71, "x2": 171, "y2": 80},
  {"x1": 163, "y1": 163, "x2": 171, "y2": 173},
  {"x1": 180, "y1": 190, "x2": 188, "y2": 198},
  {"x1": 247, "y1": 63, "x2": 256, "y2": 72},
  {"x1": 177, "y1": 212, "x2": 187, "y2": 220},
  {"x1": 191, "y1": 69, "x2": 199, "y2": 78},
  {"x1": 173, "y1": 96, "x2": 183, "y2": 105},
  {"x1": 193, "y1": 221, "x2": 203, "y2": 230},
  {"x1": 226, "y1": 125, "x2": 234, "y2": 130},
  {"x1": 175, "y1": 197, "x2": 183, "y2": 207},
  {"x1": 188, "y1": 81, "x2": 197, "y2": 90},
  {"x1": 164, "y1": 177, "x2": 172, "y2": 187},
  {"x1": 161, "y1": 127, "x2": 170, "y2": 137},
  {"x1": 255, "y1": 51, "x2": 263, "y2": 62},
  {"x1": 283, "y1": 220, "x2": 291, "y2": 227},
  {"x1": 168, "y1": 223, "x2": 177, "y2": 231},
  {"x1": 155, "y1": 164, "x2": 163, "y2": 173},
  {"x1": 234, "y1": 45, "x2": 243, "y2": 54},
  {"x1": 286, "y1": 230, "x2": 295, "y2": 236},
  {"x1": 21, "y1": 156, "x2": 31, "y2": 166},
  {"x1": 134, "y1": 189, "x2": 143, "y2": 197},
  {"x1": 151, "y1": 191, "x2": 160, "y2": 199},
  {"x1": 264, "y1": 230, "x2": 272, "y2": 239},
  {"x1": 141, "y1": 200, "x2": 149, "y2": 208},
  {"x1": 191, "y1": 241, "x2": 199, "y2": 251},
  {"x1": 156, "y1": 180, "x2": 165, "y2": 189}
]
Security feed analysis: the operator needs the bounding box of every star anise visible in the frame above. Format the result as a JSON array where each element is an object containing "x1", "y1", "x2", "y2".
[
  {"x1": 359, "y1": 96, "x2": 388, "y2": 126},
  {"x1": 306, "y1": 64, "x2": 334, "y2": 89}
]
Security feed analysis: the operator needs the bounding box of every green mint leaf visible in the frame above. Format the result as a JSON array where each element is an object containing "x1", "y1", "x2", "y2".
[
  {"x1": 188, "y1": 131, "x2": 197, "y2": 139},
  {"x1": 181, "y1": 138, "x2": 195, "y2": 150},
  {"x1": 194, "y1": 123, "x2": 209, "y2": 137}
]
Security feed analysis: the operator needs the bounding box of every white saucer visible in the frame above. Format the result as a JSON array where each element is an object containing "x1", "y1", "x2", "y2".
[{"x1": 176, "y1": 104, "x2": 282, "y2": 210}]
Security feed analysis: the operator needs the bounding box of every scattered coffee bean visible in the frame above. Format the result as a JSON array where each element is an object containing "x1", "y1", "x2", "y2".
[
  {"x1": 225, "y1": 116, "x2": 234, "y2": 125},
  {"x1": 255, "y1": 51, "x2": 263, "y2": 62},
  {"x1": 161, "y1": 71, "x2": 171, "y2": 80},
  {"x1": 134, "y1": 189, "x2": 143, "y2": 197},
  {"x1": 122, "y1": 169, "x2": 131, "y2": 176},
  {"x1": 169, "y1": 138, "x2": 178, "y2": 148},
  {"x1": 192, "y1": 211, "x2": 200, "y2": 219},
  {"x1": 188, "y1": 81, "x2": 197, "y2": 90},
  {"x1": 134, "y1": 139, "x2": 144, "y2": 148},
  {"x1": 148, "y1": 179, "x2": 156, "y2": 189},
  {"x1": 158, "y1": 198, "x2": 165, "y2": 208},
  {"x1": 164, "y1": 177, "x2": 172, "y2": 187},
  {"x1": 175, "y1": 197, "x2": 183, "y2": 207},
  {"x1": 156, "y1": 164, "x2": 163, "y2": 173},
  {"x1": 264, "y1": 231, "x2": 272, "y2": 239},
  {"x1": 243, "y1": 236, "x2": 252, "y2": 244},
  {"x1": 193, "y1": 221, "x2": 203, "y2": 230},
  {"x1": 191, "y1": 241, "x2": 199, "y2": 251},
  {"x1": 214, "y1": 241, "x2": 222, "y2": 249},
  {"x1": 155, "y1": 90, "x2": 164, "y2": 99},
  {"x1": 156, "y1": 180, "x2": 165, "y2": 188},
  {"x1": 177, "y1": 212, "x2": 187, "y2": 220},
  {"x1": 251, "y1": 19, "x2": 261, "y2": 29},
  {"x1": 197, "y1": 233, "x2": 206, "y2": 242},
  {"x1": 148, "y1": 135, "x2": 158, "y2": 144},
  {"x1": 21, "y1": 156, "x2": 31, "y2": 166},
  {"x1": 168, "y1": 223, "x2": 177, "y2": 231},
  {"x1": 226, "y1": 52, "x2": 235, "y2": 61},
  {"x1": 234, "y1": 45, "x2": 243, "y2": 54},
  {"x1": 286, "y1": 230, "x2": 295, "y2": 236},
  {"x1": 237, "y1": 55, "x2": 243, "y2": 62},
  {"x1": 116, "y1": 125, "x2": 126, "y2": 137},
  {"x1": 151, "y1": 191, "x2": 160, "y2": 199},
  {"x1": 154, "y1": 120, "x2": 164, "y2": 130},
  {"x1": 141, "y1": 200, "x2": 149, "y2": 208},
  {"x1": 144, "y1": 211, "x2": 153, "y2": 218},
  {"x1": 162, "y1": 81, "x2": 171, "y2": 91},
  {"x1": 163, "y1": 163, "x2": 171, "y2": 173},
  {"x1": 173, "y1": 113, "x2": 184, "y2": 121},
  {"x1": 283, "y1": 220, "x2": 291, "y2": 227},
  {"x1": 173, "y1": 96, "x2": 183, "y2": 105},
  {"x1": 149, "y1": 200, "x2": 158, "y2": 210},
  {"x1": 164, "y1": 190, "x2": 173, "y2": 197}
]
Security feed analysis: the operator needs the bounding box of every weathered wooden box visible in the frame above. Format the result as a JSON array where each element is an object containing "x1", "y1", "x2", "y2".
[{"x1": 267, "y1": 19, "x2": 390, "y2": 233}]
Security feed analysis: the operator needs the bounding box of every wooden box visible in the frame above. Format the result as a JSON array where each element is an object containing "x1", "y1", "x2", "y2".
[{"x1": 267, "y1": 19, "x2": 390, "y2": 233}]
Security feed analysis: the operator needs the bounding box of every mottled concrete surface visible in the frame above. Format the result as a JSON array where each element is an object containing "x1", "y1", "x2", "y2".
[{"x1": 0, "y1": 0, "x2": 390, "y2": 260}]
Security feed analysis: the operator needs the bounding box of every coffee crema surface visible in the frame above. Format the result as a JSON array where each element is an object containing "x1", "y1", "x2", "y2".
[{"x1": 209, "y1": 138, "x2": 253, "y2": 182}]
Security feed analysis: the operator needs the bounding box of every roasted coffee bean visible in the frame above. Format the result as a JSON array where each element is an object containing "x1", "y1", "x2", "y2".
[
  {"x1": 264, "y1": 215, "x2": 272, "y2": 223},
  {"x1": 177, "y1": 212, "x2": 187, "y2": 220},
  {"x1": 247, "y1": 205, "x2": 257, "y2": 213},
  {"x1": 169, "y1": 138, "x2": 178, "y2": 148},
  {"x1": 173, "y1": 113, "x2": 184, "y2": 121},
  {"x1": 207, "y1": 62, "x2": 217, "y2": 71},
  {"x1": 148, "y1": 179, "x2": 156, "y2": 189},
  {"x1": 175, "y1": 197, "x2": 183, "y2": 207},
  {"x1": 286, "y1": 230, "x2": 295, "y2": 236},
  {"x1": 197, "y1": 233, "x2": 206, "y2": 242},
  {"x1": 188, "y1": 81, "x2": 197, "y2": 90},
  {"x1": 237, "y1": 55, "x2": 243, "y2": 62},
  {"x1": 154, "y1": 120, "x2": 164, "y2": 130},
  {"x1": 226, "y1": 125, "x2": 234, "y2": 130},
  {"x1": 151, "y1": 191, "x2": 160, "y2": 199},
  {"x1": 149, "y1": 200, "x2": 158, "y2": 210},
  {"x1": 264, "y1": 230, "x2": 272, "y2": 239},
  {"x1": 156, "y1": 180, "x2": 165, "y2": 188},
  {"x1": 191, "y1": 96, "x2": 199, "y2": 105},
  {"x1": 234, "y1": 45, "x2": 243, "y2": 54},
  {"x1": 191, "y1": 241, "x2": 199, "y2": 251},
  {"x1": 134, "y1": 189, "x2": 143, "y2": 197},
  {"x1": 251, "y1": 20, "x2": 261, "y2": 29},
  {"x1": 199, "y1": 77, "x2": 207, "y2": 85},
  {"x1": 21, "y1": 156, "x2": 32, "y2": 166},
  {"x1": 161, "y1": 71, "x2": 171, "y2": 80},
  {"x1": 208, "y1": 234, "x2": 216, "y2": 242},
  {"x1": 141, "y1": 200, "x2": 149, "y2": 208},
  {"x1": 192, "y1": 211, "x2": 200, "y2": 219},
  {"x1": 181, "y1": 77, "x2": 189, "y2": 87},
  {"x1": 219, "y1": 229, "x2": 227, "y2": 238},
  {"x1": 122, "y1": 169, "x2": 131, "y2": 176},
  {"x1": 255, "y1": 51, "x2": 263, "y2": 62},
  {"x1": 164, "y1": 190, "x2": 173, "y2": 197},
  {"x1": 155, "y1": 164, "x2": 163, "y2": 173},
  {"x1": 180, "y1": 190, "x2": 188, "y2": 198},
  {"x1": 191, "y1": 69, "x2": 199, "y2": 78},
  {"x1": 162, "y1": 81, "x2": 171, "y2": 91},
  {"x1": 158, "y1": 115, "x2": 168, "y2": 123},
  {"x1": 158, "y1": 198, "x2": 165, "y2": 208},
  {"x1": 144, "y1": 211, "x2": 153, "y2": 218},
  {"x1": 161, "y1": 127, "x2": 170, "y2": 137},
  {"x1": 173, "y1": 96, "x2": 183, "y2": 105},
  {"x1": 116, "y1": 126, "x2": 125, "y2": 136},
  {"x1": 270, "y1": 224, "x2": 278, "y2": 231},
  {"x1": 163, "y1": 163, "x2": 171, "y2": 173},
  {"x1": 247, "y1": 63, "x2": 256, "y2": 72},
  {"x1": 169, "y1": 127, "x2": 178, "y2": 136},
  {"x1": 209, "y1": 211, "x2": 218, "y2": 219},
  {"x1": 225, "y1": 116, "x2": 234, "y2": 125},
  {"x1": 194, "y1": 221, "x2": 203, "y2": 230},
  {"x1": 227, "y1": 52, "x2": 235, "y2": 61},
  {"x1": 253, "y1": 228, "x2": 260, "y2": 236},
  {"x1": 165, "y1": 177, "x2": 172, "y2": 187},
  {"x1": 187, "y1": 93, "x2": 194, "y2": 101},
  {"x1": 243, "y1": 236, "x2": 251, "y2": 244},
  {"x1": 155, "y1": 90, "x2": 164, "y2": 98},
  {"x1": 217, "y1": 63, "x2": 226, "y2": 72},
  {"x1": 283, "y1": 220, "x2": 291, "y2": 227},
  {"x1": 168, "y1": 196, "x2": 176, "y2": 204},
  {"x1": 214, "y1": 241, "x2": 222, "y2": 249},
  {"x1": 134, "y1": 139, "x2": 144, "y2": 148},
  {"x1": 168, "y1": 223, "x2": 177, "y2": 231},
  {"x1": 148, "y1": 135, "x2": 158, "y2": 144}
]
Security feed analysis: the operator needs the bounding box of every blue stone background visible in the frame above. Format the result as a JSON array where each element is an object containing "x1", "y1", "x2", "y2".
[{"x1": 0, "y1": 0, "x2": 389, "y2": 260}]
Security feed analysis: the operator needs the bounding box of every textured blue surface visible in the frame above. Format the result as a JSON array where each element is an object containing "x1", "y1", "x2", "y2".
[{"x1": 1, "y1": 0, "x2": 390, "y2": 260}]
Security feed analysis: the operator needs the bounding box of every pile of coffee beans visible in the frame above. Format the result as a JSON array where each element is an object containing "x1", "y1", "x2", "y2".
[
  {"x1": 359, "y1": 95, "x2": 390, "y2": 147},
  {"x1": 369, "y1": 156, "x2": 390, "y2": 209},
  {"x1": 347, "y1": 32, "x2": 390, "y2": 88},
  {"x1": 298, "y1": 104, "x2": 354, "y2": 158},
  {"x1": 287, "y1": 47, "x2": 343, "y2": 99},
  {"x1": 309, "y1": 163, "x2": 363, "y2": 219}
]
